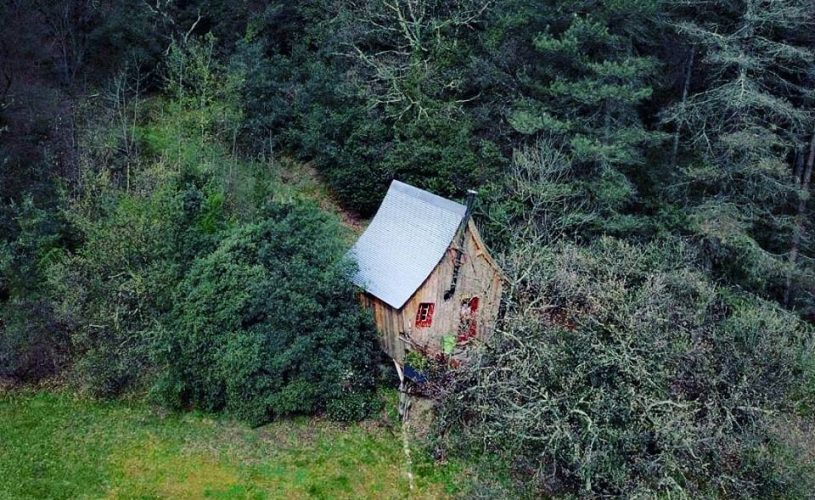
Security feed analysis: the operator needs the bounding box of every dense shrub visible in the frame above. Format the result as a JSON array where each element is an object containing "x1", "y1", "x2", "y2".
[
  {"x1": 436, "y1": 237, "x2": 815, "y2": 497},
  {"x1": 50, "y1": 181, "x2": 200, "y2": 396},
  {"x1": 42, "y1": 37, "x2": 256, "y2": 396},
  {"x1": 152, "y1": 202, "x2": 380, "y2": 425},
  {"x1": 0, "y1": 300, "x2": 71, "y2": 382},
  {"x1": 0, "y1": 199, "x2": 72, "y2": 382}
]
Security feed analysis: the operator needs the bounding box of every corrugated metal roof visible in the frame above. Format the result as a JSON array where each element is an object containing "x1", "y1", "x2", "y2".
[{"x1": 347, "y1": 180, "x2": 467, "y2": 309}]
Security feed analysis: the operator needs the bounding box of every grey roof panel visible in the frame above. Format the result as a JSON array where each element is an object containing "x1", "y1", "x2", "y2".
[{"x1": 348, "y1": 180, "x2": 466, "y2": 309}]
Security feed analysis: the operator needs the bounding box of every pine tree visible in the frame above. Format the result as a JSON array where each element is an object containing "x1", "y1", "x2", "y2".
[
  {"x1": 663, "y1": 0, "x2": 815, "y2": 300},
  {"x1": 505, "y1": 0, "x2": 666, "y2": 233}
]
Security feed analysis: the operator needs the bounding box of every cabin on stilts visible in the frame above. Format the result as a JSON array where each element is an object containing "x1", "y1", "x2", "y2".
[{"x1": 347, "y1": 180, "x2": 504, "y2": 370}]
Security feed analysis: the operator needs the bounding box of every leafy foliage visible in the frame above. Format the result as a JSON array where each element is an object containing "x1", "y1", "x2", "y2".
[
  {"x1": 153, "y1": 202, "x2": 379, "y2": 424},
  {"x1": 0, "y1": 199, "x2": 73, "y2": 382},
  {"x1": 2, "y1": 0, "x2": 815, "y2": 494},
  {"x1": 3, "y1": 39, "x2": 381, "y2": 427},
  {"x1": 234, "y1": 1, "x2": 501, "y2": 215}
]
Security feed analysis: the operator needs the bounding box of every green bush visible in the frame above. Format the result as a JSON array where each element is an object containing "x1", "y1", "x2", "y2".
[
  {"x1": 152, "y1": 201, "x2": 380, "y2": 425},
  {"x1": 46, "y1": 167, "x2": 228, "y2": 396},
  {"x1": 326, "y1": 392, "x2": 380, "y2": 423},
  {"x1": 0, "y1": 199, "x2": 72, "y2": 382},
  {"x1": 52, "y1": 187, "x2": 178, "y2": 395},
  {"x1": 0, "y1": 300, "x2": 71, "y2": 382}
]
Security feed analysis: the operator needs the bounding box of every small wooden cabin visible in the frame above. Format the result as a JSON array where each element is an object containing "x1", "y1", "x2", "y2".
[{"x1": 348, "y1": 180, "x2": 504, "y2": 364}]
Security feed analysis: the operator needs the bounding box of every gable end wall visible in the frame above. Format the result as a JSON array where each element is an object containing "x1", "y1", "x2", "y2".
[{"x1": 363, "y1": 222, "x2": 503, "y2": 363}]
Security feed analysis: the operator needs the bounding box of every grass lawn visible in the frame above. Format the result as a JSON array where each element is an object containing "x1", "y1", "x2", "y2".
[{"x1": 0, "y1": 389, "x2": 462, "y2": 499}]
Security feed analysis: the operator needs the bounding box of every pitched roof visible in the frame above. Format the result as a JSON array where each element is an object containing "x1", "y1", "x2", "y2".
[{"x1": 347, "y1": 180, "x2": 467, "y2": 309}]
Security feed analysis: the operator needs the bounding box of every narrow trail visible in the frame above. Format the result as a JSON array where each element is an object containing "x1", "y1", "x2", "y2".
[
  {"x1": 402, "y1": 418, "x2": 416, "y2": 492},
  {"x1": 277, "y1": 158, "x2": 368, "y2": 236}
]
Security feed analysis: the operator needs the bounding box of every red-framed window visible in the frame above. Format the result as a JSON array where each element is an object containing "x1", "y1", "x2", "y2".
[
  {"x1": 458, "y1": 297, "x2": 480, "y2": 342},
  {"x1": 415, "y1": 302, "x2": 435, "y2": 328}
]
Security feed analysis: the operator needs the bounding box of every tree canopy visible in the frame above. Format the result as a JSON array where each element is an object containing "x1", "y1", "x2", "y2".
[{"x1": 1, "y1": 0, "x2": 814, "y2": 496}]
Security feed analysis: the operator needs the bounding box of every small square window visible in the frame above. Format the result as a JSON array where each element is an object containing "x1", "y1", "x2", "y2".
[{"x1": 415, "y1": 302, "x2": 435, "y2": 328}]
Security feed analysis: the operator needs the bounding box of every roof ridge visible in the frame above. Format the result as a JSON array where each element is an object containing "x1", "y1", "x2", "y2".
[{"x1": 390, "y1": 180, "x2": 467, "y2": 216}]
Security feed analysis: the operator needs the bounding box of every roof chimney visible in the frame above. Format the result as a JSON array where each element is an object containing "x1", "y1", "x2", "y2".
[{"x1": 464, "y1": 189, "x2": 478, "y2": 220}]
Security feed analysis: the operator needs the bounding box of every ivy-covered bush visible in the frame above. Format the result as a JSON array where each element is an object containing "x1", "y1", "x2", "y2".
[{"x1": 152, "y1": 201, "x2": 380, "y2": 425}]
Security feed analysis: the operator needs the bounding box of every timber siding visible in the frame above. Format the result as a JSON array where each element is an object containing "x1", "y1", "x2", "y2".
[
  {"x1": 361, "y1": 220, "x2": 503, "y2": 363},
  {"x1": 348, "y1": 180, "x2": 504, "y2": 364}
]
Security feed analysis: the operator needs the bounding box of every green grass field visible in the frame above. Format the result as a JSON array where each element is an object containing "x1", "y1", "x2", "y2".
[{"x1": 0, "y1": 389, "x2": 461, "y2": 499}]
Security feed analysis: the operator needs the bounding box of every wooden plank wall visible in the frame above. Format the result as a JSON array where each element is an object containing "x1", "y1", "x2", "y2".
[
  {"x1": 359, "y1": 293, "x2": 407, "y2": 361},
  {"x1": 361, "y1": 221, "x2": 503, "y2": 363}
]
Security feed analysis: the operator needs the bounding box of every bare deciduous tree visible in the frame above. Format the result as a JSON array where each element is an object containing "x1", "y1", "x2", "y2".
[
  {"x1": 30, "y1": 0, "x2": 97, "y2": 88},
  {"x1": 341, "y1": 0, "x2": 492, "y2": 121}
]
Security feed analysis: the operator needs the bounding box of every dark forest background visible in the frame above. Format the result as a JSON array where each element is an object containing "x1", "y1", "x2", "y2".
[{"x1": 1, "y1": 1, "x2": 814, "y2": 497}]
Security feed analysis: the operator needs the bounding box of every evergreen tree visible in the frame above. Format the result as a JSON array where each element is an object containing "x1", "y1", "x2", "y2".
[
  {"x1": 504, "y1": 0, "x2": 666, "y2": 235},
  {"x1": 663, "y1": 0, "x2": 815, "y2": 301}
]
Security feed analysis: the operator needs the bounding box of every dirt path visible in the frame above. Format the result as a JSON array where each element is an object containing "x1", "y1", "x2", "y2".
[{"x1": 277, "y1": 158, "x2": 368, "y2": 236}]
